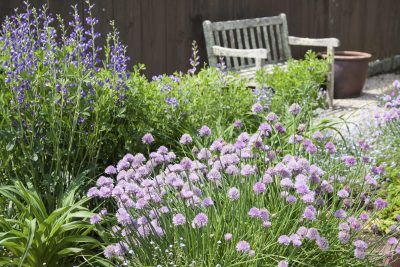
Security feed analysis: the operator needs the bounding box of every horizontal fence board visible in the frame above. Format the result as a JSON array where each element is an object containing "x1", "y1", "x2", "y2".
[{"x1": 0, "y1": 0, "x2": 398, "y2": 77}]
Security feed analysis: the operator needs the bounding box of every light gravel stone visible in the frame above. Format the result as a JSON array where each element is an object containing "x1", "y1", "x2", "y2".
[{"x1": 316, "y1": 73, "x2": 400, "y2": 138}]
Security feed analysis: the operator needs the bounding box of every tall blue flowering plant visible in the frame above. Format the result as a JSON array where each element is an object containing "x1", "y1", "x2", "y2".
[
  {"x1": 88, "y1": 104, "x2": 399, "y2": 266},
  {"x1": 0, "y1": 2, "x2": 134, "y2": 209}
]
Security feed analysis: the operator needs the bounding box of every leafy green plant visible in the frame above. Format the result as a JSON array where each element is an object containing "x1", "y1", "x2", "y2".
[
  {"x1": 255, "y1": 51, "x2": 329, "y2": 115},
  {"x1": 0, "y1": 181, "x2": 107, "y2": 266}
]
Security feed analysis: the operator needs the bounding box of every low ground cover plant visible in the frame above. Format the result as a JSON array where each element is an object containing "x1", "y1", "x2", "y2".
[
  {"x1": 369, "y1": 81, "x2": 400, "y2": 231},
  {"x1": 255, "y1": 51, "x2": 329, "y2": 116},
  {"x1": 88, "y1": 104, "x2": 398, "y2": 266}
]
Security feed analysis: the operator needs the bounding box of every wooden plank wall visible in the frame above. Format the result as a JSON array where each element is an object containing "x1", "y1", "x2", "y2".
[{"x1": 0, "y1": 0, "x2": 399, "y2": 77}]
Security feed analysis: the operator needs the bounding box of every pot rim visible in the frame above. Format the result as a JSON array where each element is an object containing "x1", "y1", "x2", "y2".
[{"x1": 320, "y1": 51, "x2": 372, "y2": 61}]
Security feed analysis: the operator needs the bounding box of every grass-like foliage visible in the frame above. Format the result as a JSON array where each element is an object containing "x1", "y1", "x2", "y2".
[{"x1": 0, "y1": 181, "x2": 106, "y2": 266}]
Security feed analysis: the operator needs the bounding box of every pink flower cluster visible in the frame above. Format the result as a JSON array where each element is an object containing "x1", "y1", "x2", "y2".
[{"x1": 87, "y1": 107, "x2": 396, "y2": 264}]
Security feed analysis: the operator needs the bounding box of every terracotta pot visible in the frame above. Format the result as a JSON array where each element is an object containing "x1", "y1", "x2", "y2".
[{"x1": 321, "y1": 51, "x2": 372, "y2": 99}]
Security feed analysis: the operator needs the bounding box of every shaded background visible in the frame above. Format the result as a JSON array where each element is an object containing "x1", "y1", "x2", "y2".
[{"x1": 1, "y1": 0, "x2": 399, "y2": 77}]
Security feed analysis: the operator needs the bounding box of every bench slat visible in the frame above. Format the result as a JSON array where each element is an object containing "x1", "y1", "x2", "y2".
[
  {"x1": 236, "y1": 28, "x2": 244, "y2": 66},
  {"x1": 276, "y1": 24, "x2": 284, "y2": 60},
  {"x1": 269, "y1": 25, "x2": 278, "y2": 62},
  {"x1": 210, "y1": 16, "x2": 284, "y2": 31},
  {"x1": 261, "y1": 26, "x2": 272, "y2": 62},
  {"x1": 229, "y1": 29, "x2": 239, "y2": 68},
  {"x1": 221, "y1": 30, "x2": 231, "y2": 68}
]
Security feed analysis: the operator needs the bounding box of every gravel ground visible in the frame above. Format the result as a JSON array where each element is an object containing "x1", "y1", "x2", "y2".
[{"x1": 316, "y1": 73, "x2": 400, "y2": 138}]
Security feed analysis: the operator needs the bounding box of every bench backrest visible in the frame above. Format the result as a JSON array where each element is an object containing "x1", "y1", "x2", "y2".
[{"x1": 203, "y1": 14, "x2": 291, "y2": 70}]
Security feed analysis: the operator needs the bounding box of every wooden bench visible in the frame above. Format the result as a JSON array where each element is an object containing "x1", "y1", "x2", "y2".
[{"x1": 203, "y1": 14, "x2": 340, "y2": 107}]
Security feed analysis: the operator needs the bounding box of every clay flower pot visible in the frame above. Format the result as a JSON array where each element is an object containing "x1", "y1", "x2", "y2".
[{"x1": 321, "y1": 51, "x2": 372, "y2": 99}]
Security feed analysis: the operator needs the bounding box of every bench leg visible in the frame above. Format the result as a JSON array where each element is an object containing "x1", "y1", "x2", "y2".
[{"x1": 327, "y1": 46, "x2": 334, "y2": 108}]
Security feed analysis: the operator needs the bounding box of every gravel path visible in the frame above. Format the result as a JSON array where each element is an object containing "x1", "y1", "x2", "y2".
[{"x1": 316, "y1": 73, "x2": 400, "y2": 138}]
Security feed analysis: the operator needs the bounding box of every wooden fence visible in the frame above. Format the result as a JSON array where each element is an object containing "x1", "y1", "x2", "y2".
[{"x1": 0, "y1": 0, "x2": 399, "y2": 77}]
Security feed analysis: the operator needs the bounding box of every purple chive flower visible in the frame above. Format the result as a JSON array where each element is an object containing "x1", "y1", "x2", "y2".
[
  {"x1": 241, "y1": 164, "x2": 257, "y2": 176},
  {"x1": 278, "y1": 235, "x2": 291, "y2": 245},
  {"x1": 228, "y1": 187, "x2": 240, "y2": 200},
  {"x1": 172, "y1": 213, "x2": 186, "y2": 226},
  {"x1": 342, "y1": 155, "x2": 356, "y2": 166},
  {"x1": 306, "y1": 228, "x2": 320, "y2": 240},
  {"x1": 263, "y1": 173, "x2": 273, "y2": 184},
  {"x1": 266, "y1": 112, "x2": 278, "y2": 122},
  {"x1": 90, "y1": 214, "x2": 102, "y2": 224},
  {"x1": 388, "y1": 237, "x2": 398, "y2": 246},
  {"x1": 286, "y1": 195, "x2": 297, "y2": 203},
  {"x1": 262, "y1": 220, "x2": 272, "y2": 228},
  {"x1": 339, "y1": 222, "x2": 350, "y2": 232},
  {"x1": 104, "y1": 244, "x2": 117, "y2": 259},
  {"x1": 274, "y1": 123, "x2": 286, "y2": 133},
  {"x1": 278, "y1": 260, "x2": 289, "y2": 267},
  {"x1": 258, "y1": 209, "x2": 270, "y2": 221},
  {"x1": 236, "y1": 240, "x2": 250, "y2": 252},
  {"x1": 303, "y1": 205, "x2": 316, "y2": 221},
  {"x1": 249, "y1": 250, "x2": 255, "y2": 257},
  {"x1": 105, "y1": 165, "x2": 117, "y2": 175},
  {"x1": 312, "y1": 131, "x2": 324, "y2": 141},
  {"x1": 192, "y1": 213, "x2": 208, "y2": 228},
  {"x1": 354, "y1": 248, "x2": 366, "y2": 259},
  {"x1": 180, "y1": 134, "x2": 193, "y2": 144},
  {"x1": 316, "y1": 236, "x2": 329, "y2": 251},
  {"x1": 297, "y1": 226, "x2": 308, "y2": 237},
  {"x1": 374, "y1": 198, "x2": 388, "y2": 210},
  {"x1": 354, "y1": 240, "x2": 368, "y2": 250},
  {"x1": 202, "y1": 197, "x2": 214, "y2": 207},
  {"x1": 248, "y1": 207, "x2": 260, "y2": 218},
  {"x1": 325, "y1": 142, "x2": 336, "y2": 154},
  {"x1": 233, "y1": 120, "x2": 243, "y2": 128},
  {"x1": 290, "y1": 234, "x2": 302, "y2": 247},
  {"x1": 207, "y1": 168, "x2": 221, "y2": 182},
  {"x1": 334, "y1": 209, "x2": 347, "y2": 219},
  {"x1": 338, "y1": 231, "x2": 350, "y2": 244},
  {"x1": 259, "y1": 123, "x2": 272, "y2": 136},
  {"x1": 280, "y1": 178, "x2": 294, "y2": 188},
  {"x1": 372, "y1": 165, "x2": 386, "y2": 175},
  {"x1": 359, "y1": 213, "x2": 369, "y2": 221},
  {"x1": 251, "y1": 102, "x2": 263, "y2": 113},
  {"x1": 253, "y1": 182, "x2": 266, "y2": 194},
  {"x1": 198, "y1": 125, "x2": 211, "y2": 137},
  {"x1": 225, "y1": 165, "x2": 239, "y2": 175},
  {"x1": 197, "y1": 148, "x2": 211, "y2": 160},
  {"x1": 87, "y1": 187, "x2": 99, "y2": 197},
  {"x1": 337, "y1": 189, "x2": 350, "y2": 198},
  {"x1": 289, "y1": 103, "x2": 301, "y2": 115},
  {"x1": 224, "y1": 233, "x2": 233, "y2": 241},
  {"x1": 142, "y1": 133, "x2": 154, "y2": 144}
]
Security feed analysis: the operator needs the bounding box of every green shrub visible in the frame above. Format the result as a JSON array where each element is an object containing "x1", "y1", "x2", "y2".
[
  {"x1": 133, "y1": 66, "x2": 255, "y2": 152},
  {"x1": 255, "y1": 51, "x2": 329, "y2": 115}
]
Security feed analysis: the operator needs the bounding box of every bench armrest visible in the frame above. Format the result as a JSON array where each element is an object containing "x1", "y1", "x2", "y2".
[
  {"x1": 212, "y1": 46, "x2": 268, "y2": 59},
  {"x1": 212, "y1": 45, "x2": 268, "y2": 68},
  {"x1": 288, "y1": 36, "x2": 340, "y2": 48}
]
